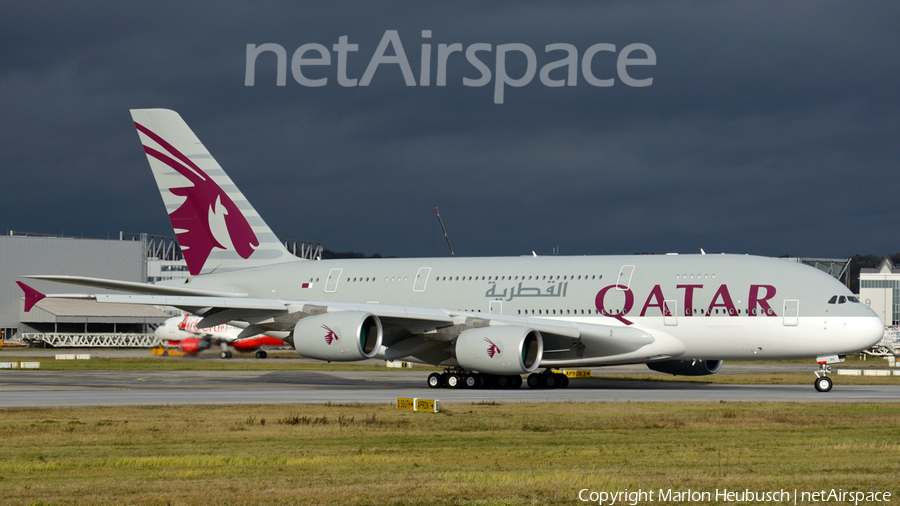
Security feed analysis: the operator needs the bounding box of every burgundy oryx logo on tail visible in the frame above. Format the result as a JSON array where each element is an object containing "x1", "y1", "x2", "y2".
[
  {"x1": 135, "y1": 122, "x2": 259, "y2": 275},
  {"x1": 322, "y1": 324, "x2": 339, "y2": 345},
  {"x1": 484, "y1": 337, "x2": 501, "y2": 358}
]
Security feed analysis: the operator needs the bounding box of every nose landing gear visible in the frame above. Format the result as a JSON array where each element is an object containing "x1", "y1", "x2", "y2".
[
  {"x1": 813, "y1": 354, "x2": 844, "y2": 392},
  {"x1": 814, "y1": 374, "x2": 833, "y2": 392}
]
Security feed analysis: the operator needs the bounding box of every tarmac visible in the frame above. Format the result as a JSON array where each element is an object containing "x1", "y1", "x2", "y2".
[{"x1": 1, "y1": 349, "x2": 898, "y2": 408}]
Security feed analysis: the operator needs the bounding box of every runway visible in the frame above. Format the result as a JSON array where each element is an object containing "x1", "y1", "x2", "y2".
[{"x1": 1, "y1": 369, "x2": 898, "y2": 408}]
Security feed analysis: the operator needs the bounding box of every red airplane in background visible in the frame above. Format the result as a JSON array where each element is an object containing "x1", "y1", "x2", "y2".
[{"x1": 154, "y1": 314, "x2": 284, "y2": 358}]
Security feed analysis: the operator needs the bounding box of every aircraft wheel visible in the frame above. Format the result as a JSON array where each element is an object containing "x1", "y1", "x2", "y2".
[
  {"x1": 545, "y1": 374, "x2": 558, "y2": 389},
  {"x1": 427, "y1": 373, "x2": 442, "y2": 389},
  {"x1": 559, "y1": 374, "x2": 569, "y2": 389},
  {"x1": 446, "y1": 374, "x2": 460, "y2": 389},
  {"x1": 475, "y1": 374, "x2": 487, "y2": 388},
  {"x1": 463, "y1": 374, "x2": 478, "y2": 388},
  {"x1": 221, "y1": 351, "x2": 232, "y2": 359},
  {"x1": 814, "y1": 376, "x2": 833, "y2": 392},
  {"x1": 255, "y1": 350, "x2": 267, "y2": 359},
  {"x1": 494, "y1": 375, "x2": 510, "y2": 389},
  {"x1": 527, "y1": 373, "x2": 542, "y2": 389},
  {"x1": 511, "y1": 375, "x2": 523, "y2": 389}
]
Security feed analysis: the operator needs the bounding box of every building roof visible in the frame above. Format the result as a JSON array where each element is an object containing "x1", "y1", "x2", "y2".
[
  {"x1": 860, "y1": 257, "x2": 900, "y2": 275},
  {"x1": 21, "y1": 298, "x2": 171, "y2": 323}
]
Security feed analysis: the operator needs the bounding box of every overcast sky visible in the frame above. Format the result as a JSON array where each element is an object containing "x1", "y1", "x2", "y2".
[{"x1": 2, "y1": 1, "x2": 897, "y2": 259}]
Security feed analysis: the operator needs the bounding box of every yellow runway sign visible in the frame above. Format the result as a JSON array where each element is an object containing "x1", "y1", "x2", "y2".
[{"x1": 396, "y1": 398, "x2": 440, "y2": 412}]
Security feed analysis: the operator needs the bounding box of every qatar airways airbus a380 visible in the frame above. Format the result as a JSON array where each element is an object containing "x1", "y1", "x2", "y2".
[{"x1": 22, "y1": 109, "x2": 884, "y2": 392}]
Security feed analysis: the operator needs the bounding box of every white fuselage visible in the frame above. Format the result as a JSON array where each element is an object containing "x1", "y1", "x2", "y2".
[{"x1": 163, "y1": 253, "x2": 884, "y2": 365}]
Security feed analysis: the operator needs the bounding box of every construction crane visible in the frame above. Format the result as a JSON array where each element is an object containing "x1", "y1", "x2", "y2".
[{"x1": 433, "y1": 207, "x2": 455, "y2": 257}]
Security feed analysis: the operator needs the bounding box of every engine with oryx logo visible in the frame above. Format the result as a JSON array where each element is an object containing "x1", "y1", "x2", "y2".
[
  {"x1": 291, "y1": 312, "x2": 383, "y2": 361},
  {"x1": 454, "y1": 326, "x2": 543, "y2": 375}
]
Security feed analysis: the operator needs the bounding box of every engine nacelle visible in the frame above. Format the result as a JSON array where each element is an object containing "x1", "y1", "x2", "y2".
[
  {"x1": 455, "y1": 326, "x2": 543, "y2": 375},
  {"x1": 292, "y1": 312, "x2": 383, "y2": 361},
  {"x1": 647, "y1": 359, "x2": 723, "y2": 376},
  {"x1": 176, "y1": 338, "x2": 209, "y2": 355}
]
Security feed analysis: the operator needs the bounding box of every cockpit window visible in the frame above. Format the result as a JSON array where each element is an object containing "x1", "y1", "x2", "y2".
[
  {"x1": 838, "y1": 296, "x2": 846, "y2": 304},
  {"x1": 827, "y1": 295, "x2": 837, "y2": 304},
  {"x1": 847, "y1": 296, "x2": 860, "y2": 303}
]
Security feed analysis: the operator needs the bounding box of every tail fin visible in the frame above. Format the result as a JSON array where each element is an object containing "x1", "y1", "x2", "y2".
[{"x1": 130, "y1": 109, "x2": 299, "y2": 275}]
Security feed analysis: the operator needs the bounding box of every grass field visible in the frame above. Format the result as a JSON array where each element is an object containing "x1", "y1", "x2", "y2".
[{"x1": 0, "y1": 403, "x2": 898, "y2": 505}]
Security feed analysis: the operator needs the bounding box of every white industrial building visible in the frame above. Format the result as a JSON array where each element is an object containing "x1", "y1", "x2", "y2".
[
  {"x1": 859, "y1": 258, "x2": 900, "y2": 326},
  {"x1": 1, "y1": 231, "x2": 320, "y2": 346},
  {"x1": 0, "y1": 233, "x2": 172, "y2": 345}
]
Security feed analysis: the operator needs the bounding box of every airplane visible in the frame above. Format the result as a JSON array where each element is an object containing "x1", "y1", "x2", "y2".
[
  {"x1": 21, "y1": 108, "x2": 884, "y2": 392},
  {"x1": 155, "y1": 314, "x2": 285, "y2": 358}
]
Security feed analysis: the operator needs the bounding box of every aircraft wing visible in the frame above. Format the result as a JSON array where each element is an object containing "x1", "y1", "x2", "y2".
[
  {"x1": 21, "y1": 280, "x2": 685, "y2": 367},
  {"x1": 91, "y1": 293, "x2": 684, "y2": 366}
]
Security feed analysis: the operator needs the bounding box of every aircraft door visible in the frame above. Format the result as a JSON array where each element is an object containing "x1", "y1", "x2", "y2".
[
  {"x1": 413, "y1": 267, "x2": 431, "y2": 292},
  {"x1": 324, "y1": 268, "x2": 343, "y2": 293},
  {"x1": 617, "y1": 265, "x2": 635, "y2": 290},
  {"x1": 489, "y1": 301, "x2": 502, "y2": 314},
  {"x1": 664, "y1": 300, "x2": 678, "y2": 326},
  {"x1": 783, "y1": 299, "x2": 799, "y2": 326}
]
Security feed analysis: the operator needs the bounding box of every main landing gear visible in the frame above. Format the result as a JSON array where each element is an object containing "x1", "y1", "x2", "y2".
[
  {"x1": 526, "y1": 370, "x2": 569, "y2": 389},
  {"x1": 427, "y1": 368, "x2": 523, "y2": 389},
  {"x1": 425, "y1": 368, "x2": 572, "y2": 389}
]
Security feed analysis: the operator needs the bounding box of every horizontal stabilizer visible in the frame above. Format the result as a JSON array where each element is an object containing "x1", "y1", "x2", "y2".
[
  {"x1": 16, "y1": 281, "x2": 46, "y2": 312},
  {"x1": 24, "y1": 275, "x2": 248, "y2": 298}
]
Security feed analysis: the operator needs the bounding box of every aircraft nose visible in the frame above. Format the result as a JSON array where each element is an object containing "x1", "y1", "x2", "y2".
[{"x1": 852, "y1": 316, "x2": 885, "y2": 351}]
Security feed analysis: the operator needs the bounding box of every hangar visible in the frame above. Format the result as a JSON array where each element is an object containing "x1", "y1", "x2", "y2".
[
  {"x1": 0, "y1": 231, "x2": 321, "y2": 346},
  {"x1": 859, "y1": 257, "x2": 900, "y2": 326}
]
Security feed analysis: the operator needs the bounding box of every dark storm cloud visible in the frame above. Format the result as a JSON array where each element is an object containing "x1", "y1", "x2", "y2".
[{"x1": 1, "y1": 1, "x2": 897, "y2": 258}]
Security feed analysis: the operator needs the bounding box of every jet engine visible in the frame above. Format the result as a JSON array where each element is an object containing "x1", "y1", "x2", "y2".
[
  {"x1": 176, "y1": 337, "x2": 210, "y2": 355},
  {"x1": 291, "y1": 311, "x2": 383, "y2": 361},
  {"x1": 647, "y1": 359, "x2": 723, "y2": 376},
  {"x1": 454, "y1": 326, "x2": 543, "y2": 375}
]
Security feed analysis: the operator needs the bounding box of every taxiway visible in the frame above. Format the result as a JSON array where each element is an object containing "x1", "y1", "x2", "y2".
[{"x1": 1, "y1": 368, "x2": 898, "y2": 408}]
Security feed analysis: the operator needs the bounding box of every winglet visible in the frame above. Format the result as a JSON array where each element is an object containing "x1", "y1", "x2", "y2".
[{"x1": 16, "y1": 281, "x2": 46, "y2": 312}]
